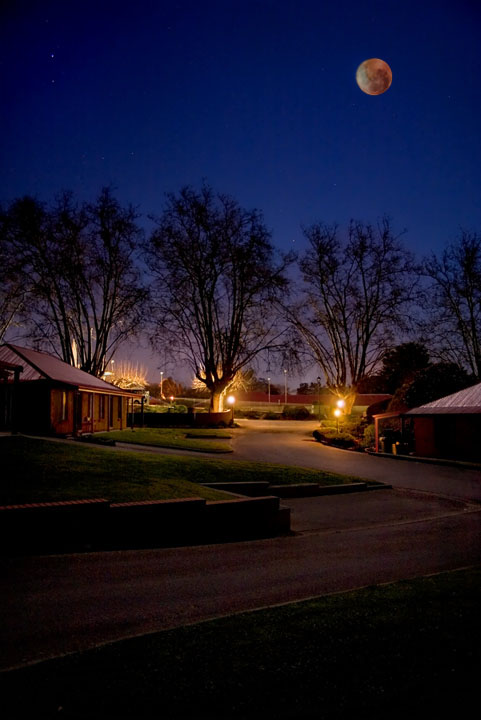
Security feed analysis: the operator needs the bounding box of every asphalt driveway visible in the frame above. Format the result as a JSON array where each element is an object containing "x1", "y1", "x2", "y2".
[{"x1": 231, "y1": 420, "x2": 481, "y2": 502}]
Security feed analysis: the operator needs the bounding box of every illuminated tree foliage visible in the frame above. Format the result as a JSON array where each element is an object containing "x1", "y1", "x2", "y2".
[
  {"x1": 1, "y1": 189, "x2": 147, "y2": 376},
  {"x1": 287, "y1": 218, "x2": 417, "y2": 402},
  {"x1": 422, "y1": 231, "x2": 481, "y2": 379},
  {"x1": 146, "y1": 185, "x2": 291, "y2": 412}
]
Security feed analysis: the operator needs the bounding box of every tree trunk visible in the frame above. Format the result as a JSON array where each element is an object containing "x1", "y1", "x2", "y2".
[{"x1": 210, "y1": 391, "x2": 223, "y2": 413}]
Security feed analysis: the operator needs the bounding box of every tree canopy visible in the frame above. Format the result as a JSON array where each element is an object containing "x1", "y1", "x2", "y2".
[
  {"x1": 146, "y1": 185, "x2": 292, "y2": 411},
  {"x1": 388, "y1": 362, "x2": 473, "y2": 410},
  {"x1": 0, "y1": 188, "x2": 147, "y2": 376},
  {"x1": 286, "y1": 218, "x2": 417, "y2": 402},
  {"x1": 422, "y1": 231, "x2": 481, "y2": 380}
]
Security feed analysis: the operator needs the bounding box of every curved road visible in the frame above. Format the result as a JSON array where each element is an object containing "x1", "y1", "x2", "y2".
[
  {"x1": 231, "y1": 420, "x2": 481, "y2": 502},
  {"x1": 1, "y1": 422, "x2": 480, "y2": 671}
]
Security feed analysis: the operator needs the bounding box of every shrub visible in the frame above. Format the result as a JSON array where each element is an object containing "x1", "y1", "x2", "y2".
[
  {"x1": 282, "y1": 405, "x2": 312, "y2": 420},
  {"x1": 172, "y1": 404, "x2": 187, "y2": 414},
  {"x1": 314, "y1": 427, "x2": 359, "y2": 450},
  {"x1": 235, "y1": 409, "x2": 262, "y2": 419},
  {"x1": 262, "y1": 411, "x2": 281, "y2": 420},
  {"x1": 362, "y1": 424, "x2": 376, "y2": 449}
]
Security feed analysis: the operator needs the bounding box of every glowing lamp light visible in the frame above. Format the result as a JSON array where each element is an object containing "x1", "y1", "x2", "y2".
[
  {"x1": 336, "y1": 398, "x2": 345, "y2": 409},
  {"x1": 333, "y1": 406, "x2": 342, "y2": 432},
  {"x1": 226, "y1": 395, "x2": 236, "y2": 405}
]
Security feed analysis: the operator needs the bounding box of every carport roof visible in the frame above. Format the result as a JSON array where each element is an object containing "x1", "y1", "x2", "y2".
[
  {"x1": 0, "y1": 343, "x2": 135, "y2": 396},
  {"x1": 405, "y1": 382, "x2": 481, "y2": 415}
]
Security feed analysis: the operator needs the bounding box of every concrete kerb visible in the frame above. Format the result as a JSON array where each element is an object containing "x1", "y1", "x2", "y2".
[
  {"x1": 201, "y1": 480, "x2": 392, "y2": 498},
  {"x1": 365, "y1": 449, "x2": 481, "y2": 471}
]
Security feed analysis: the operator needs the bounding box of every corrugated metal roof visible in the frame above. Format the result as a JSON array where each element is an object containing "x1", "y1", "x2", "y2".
[
  {"x1": 405, "y1": 382, "x2": 481, "y2": 415},
  {"x1": 0, "y1": 346, "x2": 44, "y2": 381},
  {"x1": 0, "y1": 344, "x2": 135, "y2": 396}
]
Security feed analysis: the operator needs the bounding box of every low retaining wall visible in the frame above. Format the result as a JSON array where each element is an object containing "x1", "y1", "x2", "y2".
[{"x1": 0, "y1": 494, "x2": 290, "y2": 556}]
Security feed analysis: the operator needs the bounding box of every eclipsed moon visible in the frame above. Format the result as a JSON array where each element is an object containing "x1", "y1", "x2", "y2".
[{"x1": 356, "y1": 58, "x2": 392, "y2": 95}]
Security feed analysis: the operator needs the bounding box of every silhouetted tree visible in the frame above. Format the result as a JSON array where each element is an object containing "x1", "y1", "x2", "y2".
[
  {"x1": 146, "y1": 185, "x2": 292, "y2": 411},
  {"x1": 286, "y1": 218, "x2": 417, "y2": 407},
  {"x1": 379, "y1": 342, "x2": 430, "y2": 393},
  {"x1": 388, "y1": 362, "x2": 473, "y2": 410},
  {"x1": 0, "y1": 210, "x2": 27, "y2": 341},
  {"x1": 422, "y1": 231, "x2": 481, "y2": 379},
  {"x1": 2, "y1": 189, "x2": 147, "y2": 376}
]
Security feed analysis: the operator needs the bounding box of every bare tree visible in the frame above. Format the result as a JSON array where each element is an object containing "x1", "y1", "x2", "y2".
[
  {"x1": 2, "y1": 189, "x2": 147, "y2": 376},
  {"x1": 422, "y1": 231, "x2": 481, "y2": 379},
  {"x1": 286, "y1": 218, "x2": 417, "y2": 406},
  {"x1": 0, "y1": 211, "x2": 27, "y2": 341},
  {"x1": 146, "y1": 185, "x2": 292, "y2": 411}
]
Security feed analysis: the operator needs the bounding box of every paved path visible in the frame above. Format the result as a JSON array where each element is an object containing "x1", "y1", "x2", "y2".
[
  {"x1": 1, "y1": 423, "x2": 480, "y2": 671},
  {"x1": 231, "y1": 420, "x2": 481, "y2": 502}
]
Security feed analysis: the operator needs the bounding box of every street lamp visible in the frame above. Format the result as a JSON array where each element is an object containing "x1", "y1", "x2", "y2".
[
  {"x1": 317, "y1": 376, "x2": 321, "y2": 424},
  {"x1": 267, "y1": 377, "x2": 271, "y2": 403},
  {"x1": 334, "y1": 407, "x2": 341, "y2": 432},
  {"x1": 160, "y1": 371, "x2": 164, "y2": 399},
  {"x1": 226, "y1": 395, "x2": 235, "y2": 425},
  {"x1": 284, "y1": 369, "x2": 287, "y2": 404}
]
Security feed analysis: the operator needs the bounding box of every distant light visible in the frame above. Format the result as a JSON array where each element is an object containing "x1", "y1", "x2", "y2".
[
  {"x1": 336, "y1": 398, "x2": 345, "y2": 408},
  {"x1": 226, "y1": 395, "x2": 235, "y2": 405},
  {"x1": 334, "y1": 408, "x2": 342, "y2": 417}
]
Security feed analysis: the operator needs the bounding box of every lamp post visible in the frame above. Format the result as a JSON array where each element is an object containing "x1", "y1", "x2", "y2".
[
  {"x1": 317, "y1": 376, "x2": 321, "y2": 424},
  {"x1": 160, "y1": 371, "x2": 164, "y2": 399},
  {"x1": 334, "y1": 398, "x2": 345, "y2": 433},
  {"x1": 267, "y1": 377, "x2": 271, "y2": 403},
  {"x1": 334, "y1": 407, "x2": 341, "y2": 432},
  {"x1": 226, "y1": 395, "x2": 235, "y2": 426},
  {"x1": 284, "y1": 369, "x2": 287, "y2": 404}
]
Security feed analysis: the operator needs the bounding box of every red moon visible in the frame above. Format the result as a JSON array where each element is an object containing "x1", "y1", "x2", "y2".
[{"x1": 356, "y1": 58, "x2": 392, "y2": 95}]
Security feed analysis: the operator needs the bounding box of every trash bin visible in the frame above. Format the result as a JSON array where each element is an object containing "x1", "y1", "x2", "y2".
[
  {"x1": 393, "y1": 441, "x2": 408, "y2": 455},
  {"x1": 379, "y1": 436, "x2": 391, "y2": 453}
]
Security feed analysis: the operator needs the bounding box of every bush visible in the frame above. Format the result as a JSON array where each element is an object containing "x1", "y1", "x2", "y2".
[
  {"x1": 145, "y1": 404, "x2": 188, "y2": 414},
  {"x1": 313, "y1": 428, "x2": 358, "y2": 450},
  {"x1": 262, "y1": 411, "x2": 282, "y2": 420},
  {"x1": 282, "y1": 405, "x2": 312, "y2": 420},
  {"x1": 362, "y1": 423, "x2": 376, "y2": 449},
  {"x1": 235, "y1": 409, "x2": 262, "y2": 419}
]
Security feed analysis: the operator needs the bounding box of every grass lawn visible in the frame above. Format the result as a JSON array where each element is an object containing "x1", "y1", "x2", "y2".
[
  {"x1": 1, "y1": 566, "x2": 479, "y2": 718},
  {"x1": 0, "y1": 436, "x2": 367, "y2": 505},
  {"x1": 95, "y1": 427, "x2": 234, "y2": 453}
]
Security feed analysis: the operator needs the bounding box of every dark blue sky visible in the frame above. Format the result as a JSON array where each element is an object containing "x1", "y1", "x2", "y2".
[{"x1": 2, "y1": 0, "x2": 481, "y2": 381}]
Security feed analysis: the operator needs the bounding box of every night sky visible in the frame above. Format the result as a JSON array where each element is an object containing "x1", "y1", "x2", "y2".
[{"x1": 2, "y1": 0, "x2": 481, "y2": 382}]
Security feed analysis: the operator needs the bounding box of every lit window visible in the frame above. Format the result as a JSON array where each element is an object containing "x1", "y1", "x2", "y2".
[{"x1": 61, "y1": 391, "x2": 68, "y2": 421}]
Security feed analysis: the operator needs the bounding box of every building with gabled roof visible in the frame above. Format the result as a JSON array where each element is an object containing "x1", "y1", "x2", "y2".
[
  {"x1": 0, "y1": 343, "x2": 135, "y2": 436},
  {"x1": 403, "y1": 382, "x2": 481, "y2": 461}
]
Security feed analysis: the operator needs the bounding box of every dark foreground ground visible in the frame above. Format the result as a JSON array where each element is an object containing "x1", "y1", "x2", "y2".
[{"x1": 1, "y1": 566, "x2": 479, "y2": 719}]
